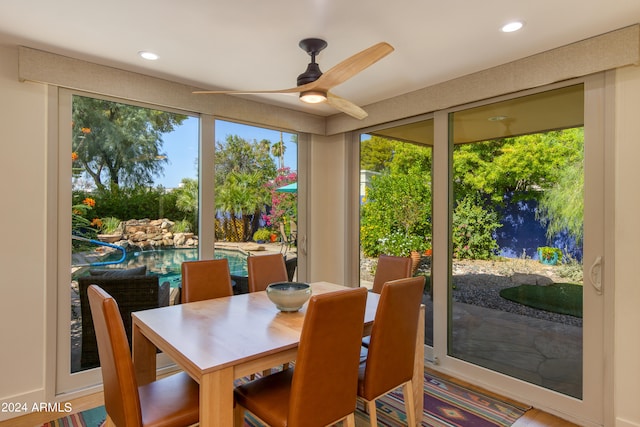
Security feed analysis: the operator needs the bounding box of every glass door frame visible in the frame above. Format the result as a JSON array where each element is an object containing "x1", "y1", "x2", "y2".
[
  {"x1": 351, "y1": 74, "x2": 613, "y2": 426},
  {"x1": 431, "y1": 75, "x2": 610, "y2": 426}
]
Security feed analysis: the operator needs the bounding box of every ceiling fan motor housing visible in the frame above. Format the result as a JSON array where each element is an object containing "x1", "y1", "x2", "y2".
[
  {"x1": 297, "y1": 38, "x2": 327, "y2": 86},
  {"x1": 297, "y1": 62, "x2": 323, "y2": 85}
]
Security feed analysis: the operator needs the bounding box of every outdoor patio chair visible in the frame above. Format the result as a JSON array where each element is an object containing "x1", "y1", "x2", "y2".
[
  {"x1": 87, "y1": 285, "x2": 199, "y2": 427},
  {"x1": 285, "y1": 256, "x2": 297, "y2": 281},
  {"x1": 78, "y1": 273, "x2": 169, "y2": 369},
  {"x1": 233, "y1": 287, "x2": 368, "y2": 427},
  {"x1": 279, "y1": 221, "x2": 297, "y2": 255},
  {"x1": 357, "y1": 276, "x2": 425, "y2": 427}
]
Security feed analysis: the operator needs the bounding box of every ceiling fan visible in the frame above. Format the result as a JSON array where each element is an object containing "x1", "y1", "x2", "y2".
[{"x1": 193, "y1": 38, "x2": 394, "y2": 120}]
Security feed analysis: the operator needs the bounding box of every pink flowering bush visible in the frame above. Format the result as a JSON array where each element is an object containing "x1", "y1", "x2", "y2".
[{"x1": 263, "y1": 168, "x2": 297, "y2": 230}]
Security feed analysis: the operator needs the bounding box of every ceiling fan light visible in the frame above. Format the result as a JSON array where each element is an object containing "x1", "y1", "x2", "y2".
[{"x1": 300, "y1": 90, "x2": 327, "y2": 104}]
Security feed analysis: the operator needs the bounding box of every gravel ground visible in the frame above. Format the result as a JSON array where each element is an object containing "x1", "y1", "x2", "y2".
[
  {"x1": 364, "y1": 256, "x2": 583, "y2": 327},
  {"x1": 451, "y1": 274, "x2": 582, "y2": 327},
  {"x1": 448, "y1": 258, "x2": 582, "y2": 327}
]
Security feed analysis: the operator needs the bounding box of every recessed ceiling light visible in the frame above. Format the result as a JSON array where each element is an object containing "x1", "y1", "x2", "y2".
[
  {"x1": 138, "y1": 51, "x2": 159, "y2": 61},
  {"x1": 488, "y1": 115, "x2": 508, "y2": 122},
  {"x1": 501, "y1": 21, "x2": 524, "y2": 33}
]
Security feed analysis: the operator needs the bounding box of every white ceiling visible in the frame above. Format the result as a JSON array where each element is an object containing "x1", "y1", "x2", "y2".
[{"x1": 1, "y1": 1, "x2": 639, "y2": 118}]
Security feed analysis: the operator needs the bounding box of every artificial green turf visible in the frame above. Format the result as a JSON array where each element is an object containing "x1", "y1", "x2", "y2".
[{"x1": 499, "y1": 283, "x2": 583, "y2": 318}]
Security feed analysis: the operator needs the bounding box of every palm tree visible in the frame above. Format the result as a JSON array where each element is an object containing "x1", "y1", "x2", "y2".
[
  {"x1": 216, "y1": 172, "x2": 271, "y2": 241},
  {"x1": 271, "y1": 134, "x2": 286, "y2": 169}
]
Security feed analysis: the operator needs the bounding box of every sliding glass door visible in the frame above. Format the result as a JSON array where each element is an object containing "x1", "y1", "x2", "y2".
[
  {"x1": 448, "y1": 85, "x2": 585, "y2": 398},
  {"x1": 358, "y1": 78, "x2": 606, "y2": 425}
]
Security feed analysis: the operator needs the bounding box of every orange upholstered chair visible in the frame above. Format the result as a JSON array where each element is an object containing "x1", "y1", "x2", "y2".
[
  {"x1": 371, "y1": 254, "x2": 413, "y2": 294},
  {"x1": 247, "y1": 253, "x2": 292, "y2": 376},
  {"x1": 181, "y1": 258, "x2": 233, "y2": 303},
  {"x1": 87, "y1": 285, "x2": 199, "y2": 427},
  {"x1": 357, "y1": 276, "x2": 425, "y2": 426},
  {"x1": 247, "y1": 253, "x2": 289, "y2": 293},
  {"x1": 233, "y1": 287, "x2": 368, "y2": 427},
  {"x1": 361, "y1": 254, "x2": 414, "y2": 348}
]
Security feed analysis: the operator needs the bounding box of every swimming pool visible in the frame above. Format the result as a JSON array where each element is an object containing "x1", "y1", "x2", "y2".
[{"x1": 76, "y1": 248, "x2": 248, "y2": 288}]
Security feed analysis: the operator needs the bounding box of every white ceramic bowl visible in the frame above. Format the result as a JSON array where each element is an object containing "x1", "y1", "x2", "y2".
[{"x1": 266, "y1": 282, "x2": 312, "y2": 312}]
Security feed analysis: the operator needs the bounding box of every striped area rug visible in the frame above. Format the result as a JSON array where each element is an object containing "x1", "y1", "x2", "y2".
[
  {"x1": 241, "y1": 371, "x2": 528, "y2": 427},
  {"x1": 41, "y1": 406, "x2": 106, "y2": 427},
  {"x1": 43, "y1": 371, "x2": 527, "y2": 427}
]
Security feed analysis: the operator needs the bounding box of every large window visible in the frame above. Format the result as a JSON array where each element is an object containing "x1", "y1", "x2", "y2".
[
  {"x1": 60, "y1": 95, "x2": 301, "y2": 386},
  {"x1": 68, "y1": 95, "x2": 199, "y2": 373},
  {"x1": 213, "y1": 120, "x2": 298, "y2": 257}
]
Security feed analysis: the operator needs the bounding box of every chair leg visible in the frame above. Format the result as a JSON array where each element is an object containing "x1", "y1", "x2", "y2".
[
  {"x1": 234, "y1": 403, "x2": 245, "y2": 427},
  {"x1": 367, "y1": 399, "x2": 378, "y2": 426},
  {"x1": 402, "y1": 380, "x2": 417, "y2": 427},
  {"x1": 104, "y1": 415, "x2": 116, "y2": 427},
  {"x1": 343, "y1": 412, "x2": 356, "y2": 427}
]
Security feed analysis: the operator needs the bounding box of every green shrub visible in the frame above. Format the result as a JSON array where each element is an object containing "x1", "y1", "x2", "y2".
[
  {"x1": 253, "y1": 228, "x2": 272, "y2": 242},
  {"x1": 99, "y1": 217, "x2": 121, "y2": 234},
  {"x1": 557, "y1": 252, "x2": 583, "y2": 283},
  {"x1": 172, "y1": 219, "x2": 193, "y2": 233},
  {"x1": 360, "y1": 171, "x2": 432, "y2": 257},
  {"x1": 73, "y1": 185, "x2": 196, "y2": 233},
  {"x1": 452, "y1": 195, "x2": 501, "y2": 260},
  {"x1": 379, "y1": 232, "x2": 427, "y2": 257}
]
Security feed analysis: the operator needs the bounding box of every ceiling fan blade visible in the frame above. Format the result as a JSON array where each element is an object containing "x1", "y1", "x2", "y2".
[
  {"x1": 193, "y1": 80, "x2": 321, "y2": 95},
  {"x1": 313, "y1": 42, "x2": 394, "y2": 91},
  {"x1": 326, "y1": 92, "x2": 368, "y2": 120}
]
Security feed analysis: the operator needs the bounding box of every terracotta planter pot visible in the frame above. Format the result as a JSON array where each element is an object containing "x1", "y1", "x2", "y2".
[
  {"x1": 97, "y1": 234, "x2": 122, "y2": 243},
  {"x1": 410, "y1": 250, "x2": 421, "y2": 274}
]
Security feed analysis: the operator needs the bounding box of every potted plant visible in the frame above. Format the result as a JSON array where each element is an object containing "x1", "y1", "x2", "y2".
[
  {"x1": 97, "y1": 217, "x2": 122, "y2": 243},
  {"x1": 537, "y1": 246, "x2": 562, "y2": 265},
  {"x1": 379, "y1": 232, "x2": 428, "y2": 273},
  {"x1": 253, "y1": 228, "x2": 272, "y2": 244}
]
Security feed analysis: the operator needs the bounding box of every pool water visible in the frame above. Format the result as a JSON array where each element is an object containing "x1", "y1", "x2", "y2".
[{"x1": 77, "y1": 248, "x2": 248, "y2": 288}]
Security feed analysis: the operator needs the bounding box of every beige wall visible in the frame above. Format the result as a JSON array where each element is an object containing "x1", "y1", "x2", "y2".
[
  {"x1": 308, "y1": 133, "x2": 348, "y2": 285},
  {"x1": 0, "y1": 45, "x2": 48, "y2": 410},
  {"x1": 614, "y1": 64, "x2": 640, "y2": 427}
]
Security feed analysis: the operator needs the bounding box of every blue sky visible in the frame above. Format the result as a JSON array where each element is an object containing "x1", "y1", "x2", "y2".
[{"x1": 157, "y1": 118, "x2": 298, "y2": 188}]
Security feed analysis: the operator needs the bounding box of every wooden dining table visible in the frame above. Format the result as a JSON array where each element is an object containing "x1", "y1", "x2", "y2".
[{"x1": 132, "y1": 281, "x2": 425, "y2": 427}]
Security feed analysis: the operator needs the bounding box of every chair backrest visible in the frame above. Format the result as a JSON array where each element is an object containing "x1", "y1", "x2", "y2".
[
  {"x1": 372, "y1": 254, "x2": 413, "y2": 293},
  {"x1": 289, "y1": 287, "x2": 368, "y2": 426},
  {"x1": 78, "y1": 275, "x2": 161, "y2": 369},
  {"x1": 278, "y1": 222, "x2": 289, "y2": 244},
  {"x1": 360, "y1": 276, "x2": 425, "y2": 400},
  {"x1": 87, "y1": 285, "x2": 143, "y2": 427},
  {"x1": 247, "y1": 253, "x2": 289, "y2": 293},
  {"x1": 181, "y1": 258, "x2": 233, "y2": 303}
]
